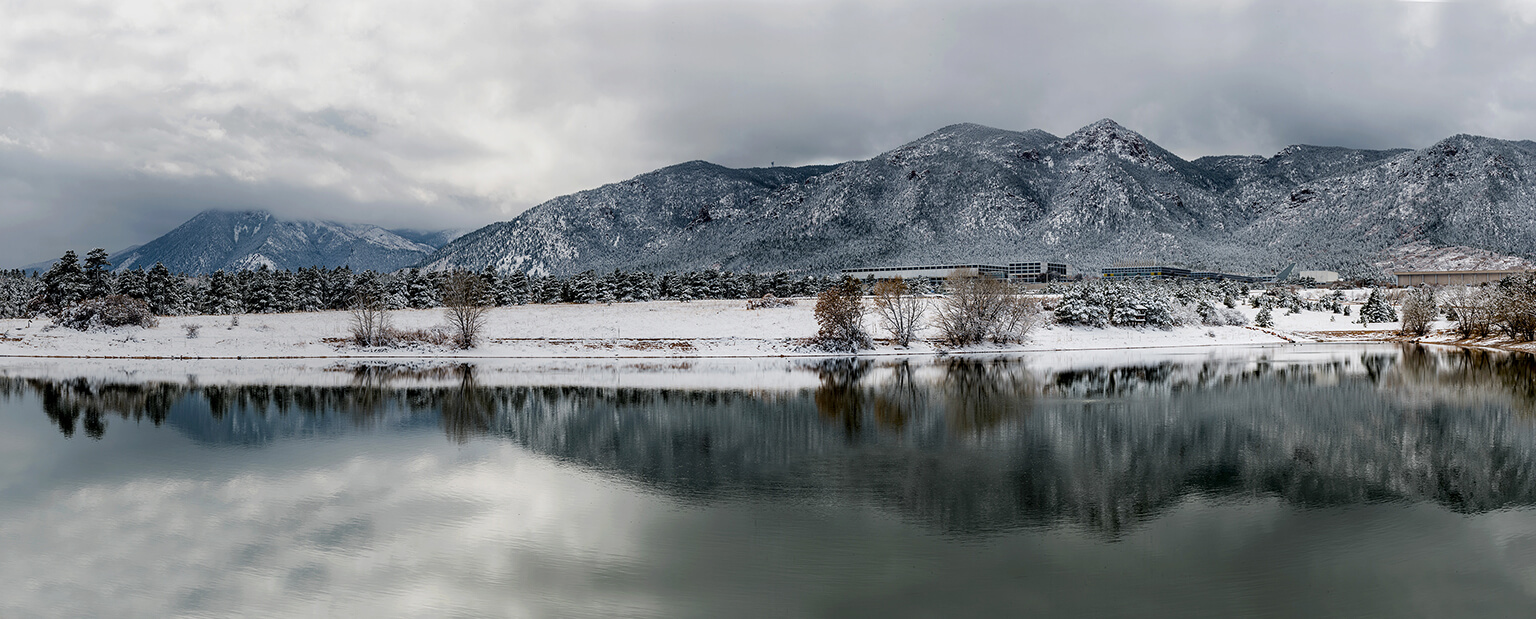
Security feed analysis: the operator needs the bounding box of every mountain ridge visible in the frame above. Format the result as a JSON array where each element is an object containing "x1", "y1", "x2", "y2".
[
  {"x1": 23, "y1": 210, "x2": 458, "y2": 275},
  {"x1": 421, "y1": 119, "x2": 1536, "y2": 278}
]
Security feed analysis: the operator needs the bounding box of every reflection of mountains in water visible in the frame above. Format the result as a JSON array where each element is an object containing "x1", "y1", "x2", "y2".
[{"x1": 4, "y1": 346, "x2": 1536, "y2": 535}]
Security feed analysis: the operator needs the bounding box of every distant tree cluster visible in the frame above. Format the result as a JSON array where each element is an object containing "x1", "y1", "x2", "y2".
[
  {"x1": 1053, "y1": 278, "x2": 1249, "y2": 328},
  {"x1": 1441, "y1": 274, "x2": 1536, "y2": 341},
  {"x1": 0, "y1": 249, "x2": 841, "y2": 322},
  {"x1": 814, "y1": 273, "x2": 1044, "y2": 352}
]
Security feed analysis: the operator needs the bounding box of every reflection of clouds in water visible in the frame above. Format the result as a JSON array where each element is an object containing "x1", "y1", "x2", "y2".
[
  {"x1": 14, "y1": 453, "x2": 1533, "y2": 618},
  {"x1": 5, "y1": 347, "x2": 1536, "y2": 615},
  {"x1": 0, "y1": 443, "x2": 663, "y2": 618}
]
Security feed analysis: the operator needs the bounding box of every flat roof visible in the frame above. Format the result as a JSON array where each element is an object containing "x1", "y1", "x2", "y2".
[{"x1": 1393, "y1": 269, "x2": 1531, "y2": 275}]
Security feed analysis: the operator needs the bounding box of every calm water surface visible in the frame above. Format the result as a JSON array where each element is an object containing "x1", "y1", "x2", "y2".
[{"x1": 2, "y1": 345, "x2": 1536, "y2": 618}]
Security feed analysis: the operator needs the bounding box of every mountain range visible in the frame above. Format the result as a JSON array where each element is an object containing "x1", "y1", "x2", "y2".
[
  {"x1": 21, "y1": 210, "x2": 465, "y2": 274},
  {"x1": 421, "y1": 119, "x2": 1536, "y2": 279},
  {"x1": 22, "y1": 119, "x2": 1536, "y2": 278}
]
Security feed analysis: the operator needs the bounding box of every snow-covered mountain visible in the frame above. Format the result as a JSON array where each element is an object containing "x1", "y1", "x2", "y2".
[
  {"x1": 108, "y1": 210, "x2": 444, "y2": 274},
  {"x1": 422, "y1": 120, "x2": 1536, "y2": 278}
]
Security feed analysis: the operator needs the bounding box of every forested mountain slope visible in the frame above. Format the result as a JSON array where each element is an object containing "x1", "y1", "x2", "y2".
[
  {"x1": 110, "y1": 210, "x2": 443, "y2": 274},
  {"x1": 424, "y1": 120, "x2": 1536, "y2": 279}
]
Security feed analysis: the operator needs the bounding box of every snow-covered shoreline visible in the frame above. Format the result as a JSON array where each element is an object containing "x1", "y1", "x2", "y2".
[{"x1": 0, "y1": 297, "x2": 1526, "y2": 364}]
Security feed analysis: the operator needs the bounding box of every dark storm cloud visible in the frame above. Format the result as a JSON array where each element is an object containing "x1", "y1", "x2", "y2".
[
  {"x1": 544, "y1": 0, "x2": 1536, "y2": 166},
  {"x1": 4, "y1": 0, "x2": 1536, "y2": 265},
  {"x1": 0, "y1": 148, "x2": 495, "y2": 266}
]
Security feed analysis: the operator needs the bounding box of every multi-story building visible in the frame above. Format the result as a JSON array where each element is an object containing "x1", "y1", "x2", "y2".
[
  {"x1": 1100, "y1": 264, "x2": 1262, "y2": 282},
  {"x1": 1100, "y1": 264, "x2": 1192, "y2": 279},
  {"x1": 1005, "y1": 261, "x2": 1070, "y2": 283},
  {"x1": 840, "y1": 263, "x2": 1009, "y2": 281},
  {"x1": 841, "y1": 260, "x2": 1069, "y2": 282}
]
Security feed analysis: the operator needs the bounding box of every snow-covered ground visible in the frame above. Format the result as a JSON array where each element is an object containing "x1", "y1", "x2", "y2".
[{"x1": 0, "y1": 292, "x2": 1518, "y2": 364}]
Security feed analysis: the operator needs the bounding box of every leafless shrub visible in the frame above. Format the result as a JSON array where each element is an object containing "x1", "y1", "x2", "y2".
[
  {"x1": 992, "y1": 294, "x2": 1044, "y2": 344},
  {"x1": 745, "y1": 294, "x2": 796, "y2": 310},
  {"x1": 441, "y1": 271, "x2": 490, "y2": 349},
  {"x1": 935, "y1": 274, "x2": 1042, "y2": 346},
  {"x1": 391, "y1": 326, "x2": 452, "y2": 346},
  {"x1": 183, "y1": 324, "x2": 201, "y2": 339},
  {"x1": 350, "y1": 289, "x2": 393, "y2": 347},
  {"x1": 1493, "y1": 274, "x2": 1536, "y2": 341},
  {"x1": 813, "y1": 279, "x2": 870, "y2": 352},
  {"x1": 1377, "y1": 288, "x2": 1412, "y2": 304},
  {"x1": 1398, "y1": 288, "x2": 1436, "y2": 337},
  {"x1": 870, "y1": 278, "x2": 925, "y2": 347},
  {"x1": 1443, "y1": 286, "x2": 1496, "y2": 339}
]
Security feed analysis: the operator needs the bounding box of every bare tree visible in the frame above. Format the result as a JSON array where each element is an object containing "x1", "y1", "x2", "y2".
[
  {"x1": 992, "y1": 293, "x2": 1044, "y2": 344},
  {"x1": 349, "y1": 288, "x2": 393, "y2": 347},
  {"x1": 442, "y1": 271, "x2": 491, "y2": 349},
  {"x1": 1493, "y1": 273, "x2": 1536, "y2": 341},
  {"x1": 1398, "y1": 287, "x2": 1436, "y2": 337},
  {"x1": 1443, "y1": 286, "x2": 1495, "y2": 339},
  {"x1": 870, "y1": 277, "x2": 924, "y2": 347},
  {"x1": 935, "y1": 273, "x2": 1043, "y2": 346}
]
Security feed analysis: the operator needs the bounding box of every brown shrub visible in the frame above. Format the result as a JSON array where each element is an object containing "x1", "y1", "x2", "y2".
[{"x1": 813, "y1": 279, "x2": 870, "y2": 352}]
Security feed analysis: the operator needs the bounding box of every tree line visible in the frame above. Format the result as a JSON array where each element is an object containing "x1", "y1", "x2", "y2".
[{"x1": 0, "y1": 248, "x2": 845, "y2": 319}]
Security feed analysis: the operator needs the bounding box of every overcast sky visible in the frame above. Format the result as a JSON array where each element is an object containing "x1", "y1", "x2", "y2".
[{"x1": 4, "y1": 0, "x2": 1536, "y2": 265}]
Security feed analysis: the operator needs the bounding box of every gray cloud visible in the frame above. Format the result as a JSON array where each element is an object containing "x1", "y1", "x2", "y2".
[{"x1": 4, "y1": 0, "x2": 1536, "y2": 265}]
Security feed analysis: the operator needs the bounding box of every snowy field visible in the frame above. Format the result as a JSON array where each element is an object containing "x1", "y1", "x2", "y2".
[{"x1": 0, "y1": 293, "x2": 1516, "y2": 365}]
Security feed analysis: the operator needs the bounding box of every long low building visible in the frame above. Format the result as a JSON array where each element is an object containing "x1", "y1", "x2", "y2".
[
  {"x1": 1101, "y1": 264, "x2": 1264, "y2": 282},
  {"x1": 1394, "y1": 269, "x2": 1532, "y2": 286},
  {"x1": 841, "y1": 261, "x2": 1069, "y2": 283}
]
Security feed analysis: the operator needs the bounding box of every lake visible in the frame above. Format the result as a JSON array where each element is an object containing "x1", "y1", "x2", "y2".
[{"x1": 2, "y1": 344, "x2": 1535, "y2": 617}]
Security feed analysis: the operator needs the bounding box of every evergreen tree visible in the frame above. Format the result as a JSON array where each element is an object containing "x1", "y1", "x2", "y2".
[
  {"x1": 598, "y1": 270, "x2": 620, "y2": 303},
  {"x1": 1255, "y1": 305, "x2": 1274, "y2": 328},
  {"x1": 323, "y1": 267, "x2": 355, "y2": 310},
  {"x1": 480, "y1": 266, "x2": 507, "y2": 305},
  {"x1": 83, "y1": 248, "x2": 113, "y2": 299},
  {"x1": 0, "y1": 271, "x2": 43, "y2": 318},
  {"x1": 242, "y1": 265, "x2": 278, "y2": 313},
  {"x1": 569, "y1": 270, "x2": 599, "y2": 303},
  {"x1": 40, "y1": 250, "x2": 89, "y2": 312},
  {"x1": 146, "y1": 263, "x2": 177, "y2": 315},
  {"x1": 674, "y1": 272, "x2": 697, "y2": 302},
  {"x1": 115, "y1": 268, "x2": 149, "y2": 301},
  {"x1": 386, "y1": 271, "x2": 412, "y2": 309},
  {"x1": 353, "y1": 271, "x2": 386, "y2": 308},
  {"x1": 770, "y1": 272, "x2": 793, "y2": 298},
  {"x1": 294, "y1": 268, "x2": 325, "y2": 312},
  {"x1": 537, "y1": 276, "x2": 563, "y2": 304},
  {"x1": 504, "y1": 270, "x2": 530, "y2": 305},
  {"x1": 201, "y1": 270, "x2": 241, "y2": 315},
  {"x1": 630, "y1": 271, "x2": 659, "y2": 301},
  {"x1": 1360, "y1": 289, "x2": 1398, "y2": 324}
]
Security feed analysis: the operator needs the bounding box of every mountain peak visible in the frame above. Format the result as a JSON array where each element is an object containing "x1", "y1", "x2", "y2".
[
  {"x1": 1081, "y1": 117, "x2": 1132, "y2": 132},
  {"x1": 1054, "y1": 118, "x2": 1176, "y2": 172},
  {"x1": 106, "y1": 210, "x2": 451, "y2": 274}
]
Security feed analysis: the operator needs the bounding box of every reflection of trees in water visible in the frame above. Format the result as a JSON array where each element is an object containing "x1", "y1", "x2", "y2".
[
  {"x1": 6, "y1": 346, "x2": 1536, "y2": 536},
  {"x1": 940, "y1": 358, "x2": 1035, "y2": 434},
  {"x1": 0, "y1": 363, "x2": 497, "y2": 443},
  {"x1": 21, "y1": 378, "x2": 182, "y2": 439},
  {"x1": 439, "y1": 364, "x2": 495, "y2": 444},
  {"x1": 1394, "y1": 345, "x2": 1536, "y2": 414},
  {"x1": 811, "y1": 358, "x2": 1035, "y2": 437},
  {"x1": 813, "y1": 358, "x2": 869, "y2": 440}
]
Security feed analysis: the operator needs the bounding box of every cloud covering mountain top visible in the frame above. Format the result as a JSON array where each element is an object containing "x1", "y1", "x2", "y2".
[{"x1": 6, "y1": 0, "x2": 1536, "y2": 265}]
